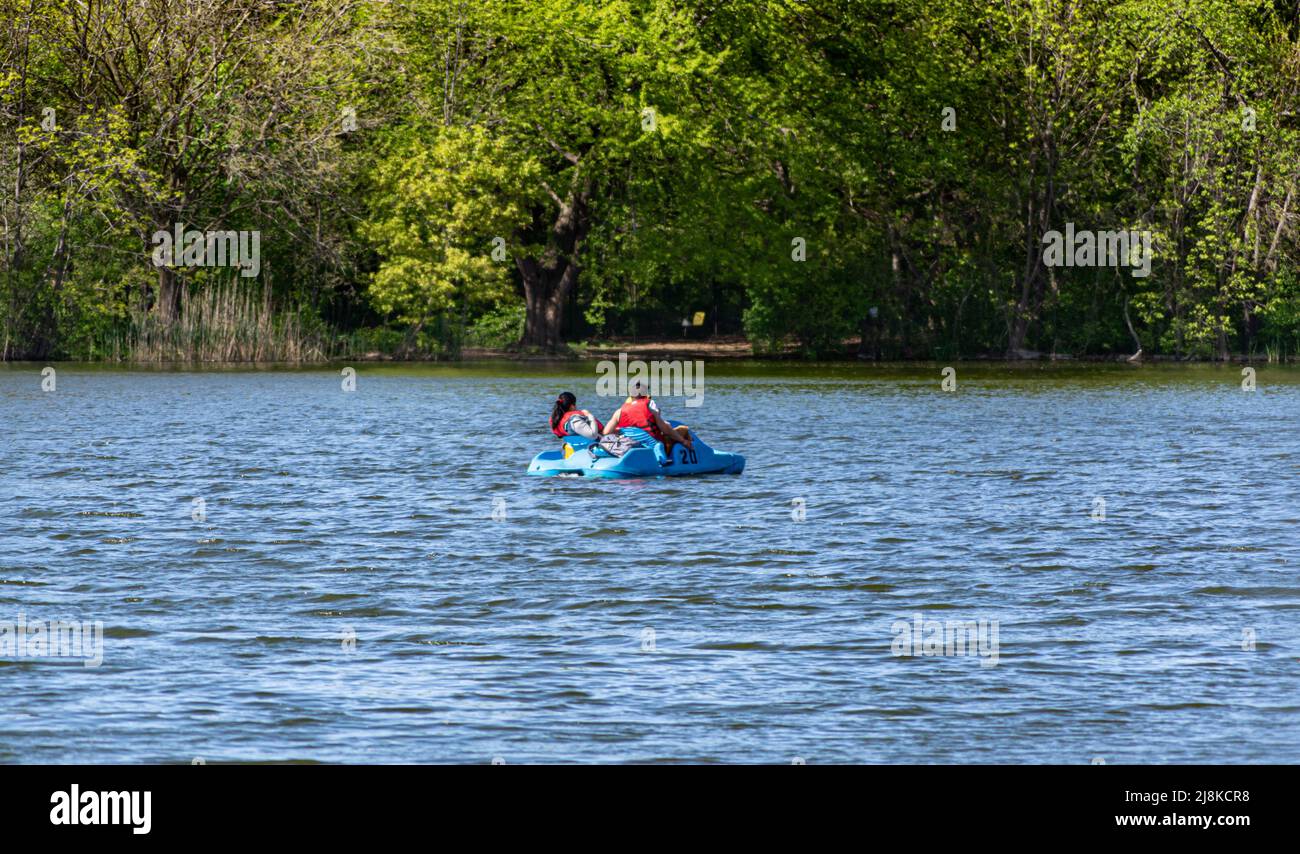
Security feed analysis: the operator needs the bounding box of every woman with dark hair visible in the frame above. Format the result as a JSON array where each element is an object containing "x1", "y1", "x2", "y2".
[{"x1": 550, "y1": 392, "x2": 604, "y2": 440}]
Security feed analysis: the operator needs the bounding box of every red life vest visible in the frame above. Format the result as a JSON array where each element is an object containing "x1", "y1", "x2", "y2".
[
  {"x1": 551, "y1": 408, "x2": 604, "y2": 438},
  {"x1": 615, "y1": 396, "x2": 663, "y2": 441}
]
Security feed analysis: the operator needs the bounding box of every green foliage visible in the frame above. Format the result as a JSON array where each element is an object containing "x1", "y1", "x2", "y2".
[
  {"x1": 465, "y1": 300, "x2": 526, "y2": 349},
  {"x1": 361, "y1": 126, "x2": 539, "y2": 325},
  {"x1": 3, "y1": 0, "x2": 1300, "y2": 361}
]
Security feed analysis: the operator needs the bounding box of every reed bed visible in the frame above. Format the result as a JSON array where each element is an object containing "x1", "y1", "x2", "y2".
[{"x1": 125, "y1": 282, "x2": 330, "y2": 363}]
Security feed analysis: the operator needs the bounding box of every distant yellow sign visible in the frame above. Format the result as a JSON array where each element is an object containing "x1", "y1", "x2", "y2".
[{"x1": 692, "y1": 311, "x2": 705, "y2": 327}]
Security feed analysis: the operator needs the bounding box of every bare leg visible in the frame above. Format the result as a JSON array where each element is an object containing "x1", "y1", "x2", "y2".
[{"x1": 660, "y1": 426, "x2": 692, "y2": 459}]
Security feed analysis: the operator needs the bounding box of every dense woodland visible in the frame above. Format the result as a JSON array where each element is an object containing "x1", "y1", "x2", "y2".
[{"x1": 3, "y1": 0, "x2": 1300, "y2": 361}]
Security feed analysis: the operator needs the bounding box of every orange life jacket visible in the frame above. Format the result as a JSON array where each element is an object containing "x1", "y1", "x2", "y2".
[
  {"x1": 551, "y1": 408, "x2": 604, "y2": 438},
  {"x1": 615, "y1": 396, "x2": 663, "y2": 441}
]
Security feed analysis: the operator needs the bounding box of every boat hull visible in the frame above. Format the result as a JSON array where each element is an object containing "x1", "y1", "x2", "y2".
[{"x1": 527, "y1": 434, "x2": 744, "y2": 478}]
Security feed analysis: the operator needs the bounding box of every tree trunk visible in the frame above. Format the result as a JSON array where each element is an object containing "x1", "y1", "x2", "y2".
[
  {"x1": 157, "y1": 266, "x2": 181, "y2": 322},
  {"x1": 520, "y1": 268, "x2": 567, "y2": 350},
  {"x1": 1009, "y1": 154, "x2": 1055, "y2": 357},
  {"x1": 1008, "y1": 260, "x2": 1046, "y2": 356},
  {"x1": 516, "y1": 181, "x2": 589, "y2": 352}
]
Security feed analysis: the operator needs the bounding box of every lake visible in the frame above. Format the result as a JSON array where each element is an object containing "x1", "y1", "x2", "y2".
[{"x1": 2, "y1": 361, "x2": 1297, "y2": 763}]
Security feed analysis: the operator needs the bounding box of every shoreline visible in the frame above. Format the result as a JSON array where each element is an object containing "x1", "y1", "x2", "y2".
[
  {"x1": 5, "y1": 338, "x2": 1294, "y2": 367},
  {"x1": 457, "y1": 338, "x2": 1292, "y2": 364},
  {"x1": 6, "y1": 353, "x2": 1293, "y2": 368}
]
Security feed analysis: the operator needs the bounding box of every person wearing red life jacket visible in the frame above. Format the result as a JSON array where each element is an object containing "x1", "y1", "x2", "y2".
[
  {"x1": 549, "y1": 392, "x2": 604, "y2": 440},
  {"x1": 602, "y1": 378, "x2": 692, "y2": 462}
]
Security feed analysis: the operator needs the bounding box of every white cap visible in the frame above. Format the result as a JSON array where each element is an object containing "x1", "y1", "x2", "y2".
[{"x1": 628, "y1": 378, "x2": 649, "y2": 397}]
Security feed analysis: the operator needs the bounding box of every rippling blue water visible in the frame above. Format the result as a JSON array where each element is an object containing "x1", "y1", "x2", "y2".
[{"x1": 2, "y1": 361, "x2": 1297, "y2": 763}]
